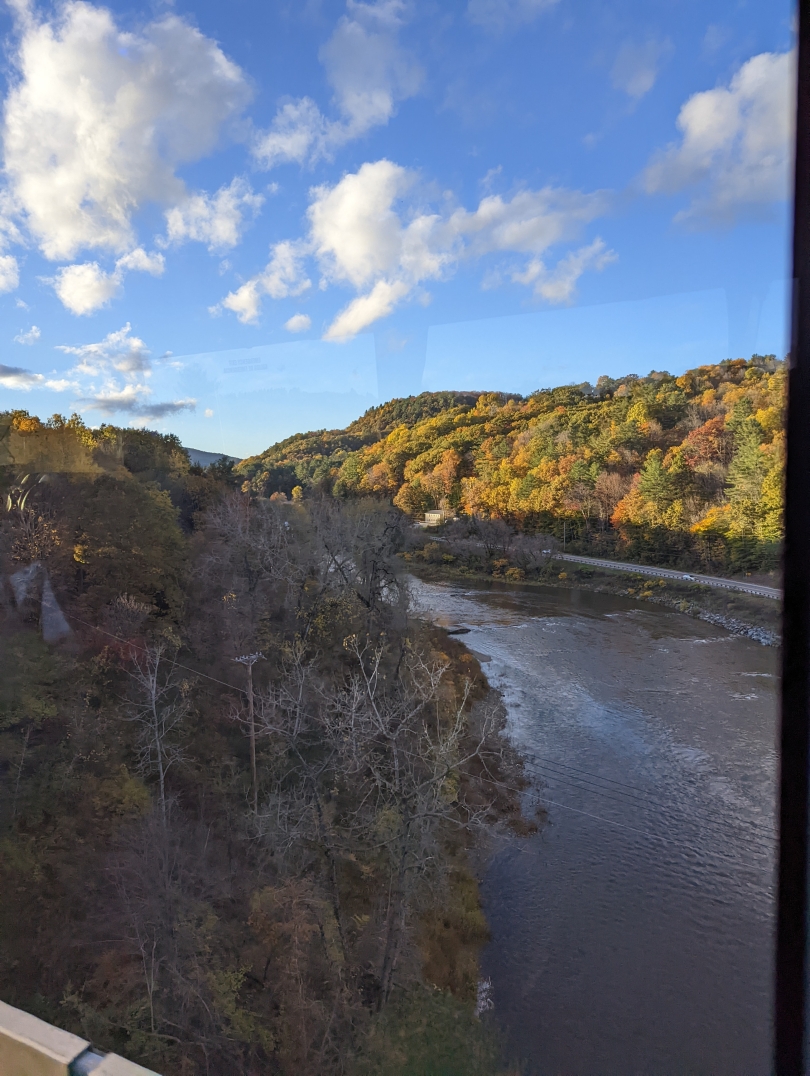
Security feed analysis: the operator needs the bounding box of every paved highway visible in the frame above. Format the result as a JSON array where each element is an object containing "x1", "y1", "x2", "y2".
[{"x1": 554, "y1": 552, "x2": 781, "y2": 600}]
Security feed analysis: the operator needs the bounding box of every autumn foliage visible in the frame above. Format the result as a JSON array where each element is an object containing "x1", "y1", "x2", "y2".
[{"x1": 238, "y1": 357, "x2": 785, "y2": 572}]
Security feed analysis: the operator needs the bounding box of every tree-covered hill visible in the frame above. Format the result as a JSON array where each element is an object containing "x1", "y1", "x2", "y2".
[{"x1": 237, "y1": 357, "x2": 785, "y2": 573}]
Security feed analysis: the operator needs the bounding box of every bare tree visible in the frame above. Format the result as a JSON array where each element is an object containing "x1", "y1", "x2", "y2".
[
  {"x1": 565, "y1": 480, "x2": 596, "y2": 529},
  {"x1": 594, "y1": 471, "x2": 631, "y2": 529},
  {"x1": 125, "y1": 643, "x2": 190, "y2": 829},
  {"x1": 233, "y1": 651, "x2": 264, "y2": 813},
  {"x1": 335, "y1": 635, "x2": 496, "y2": 1006},
  {"x1": 471, "y1": 516, "x2": 514, "y2": 558},
  {"x1": 104, "y1": 811, "x2": 271, "y2": 1073},
  {"x1": 200, "y1": 491, "x2": 308, "y2": 648},
  {"x1": 252, "y1": 630, "x2": 503, "y2": 1010},
  {"x1": 306, "y1": 497, "x2": 408, "y2": 628}
]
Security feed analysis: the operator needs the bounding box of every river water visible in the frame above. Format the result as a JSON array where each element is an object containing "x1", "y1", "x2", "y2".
[{"x1": 410, "y1": 578, "x2": 778, "y2": 1076}]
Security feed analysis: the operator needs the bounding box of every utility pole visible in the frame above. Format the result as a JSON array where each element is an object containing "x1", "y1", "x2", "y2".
[{"x1": 234, "y1": 652, "x2": 264, "y2": 813}]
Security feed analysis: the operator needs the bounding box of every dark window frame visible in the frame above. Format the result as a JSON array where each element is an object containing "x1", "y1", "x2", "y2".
[{"x1": 777, "y1": 2, "x2": 810, "y2": 1071}]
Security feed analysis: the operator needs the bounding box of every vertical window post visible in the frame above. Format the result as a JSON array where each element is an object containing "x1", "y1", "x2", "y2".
[{"x1": 777, "y1": 3, "x2": 810, "y2": 1071}]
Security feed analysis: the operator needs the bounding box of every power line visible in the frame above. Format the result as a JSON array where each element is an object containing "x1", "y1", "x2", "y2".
[
  {"x1": 523, "y1": 756, "x2": 774, "y2": 844},
  {"x1": 527, "y1": 751, "x2": 655, "y2": 796},
  {"x1": 525, "y1": 757, "x2": 658, "y2": 807},
  {"x1": 57, "y1": 608, "x2": 245, "y2": 695},
  {"x1": 57, "y1": 606, "x2": 776, "y2": 846}
]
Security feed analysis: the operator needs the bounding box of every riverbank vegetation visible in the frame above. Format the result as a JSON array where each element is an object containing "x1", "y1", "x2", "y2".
[
  {"x1": 0, "y1": 411, "x2": 526, "y2": 1075},
  {"x1": 404, "y1": 526, "x2": 780, "y2": 644},
  {"x1": 237, "y1": 356, "x2": 784, "y2": 576}
]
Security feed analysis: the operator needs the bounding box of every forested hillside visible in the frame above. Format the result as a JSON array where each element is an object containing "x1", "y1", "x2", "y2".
[
  {"x1": 238, "y1": 357, "x2": 785, "y2": 573},
  {"x1": 0, "y1": 411, "x2": 522, "y2": 1075}
]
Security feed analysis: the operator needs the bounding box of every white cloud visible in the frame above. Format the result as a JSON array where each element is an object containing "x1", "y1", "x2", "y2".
[
  {"x1": 611, "y1": 39, "x2": 671, "y2": 100},
  {"x1": 50, "y1": 246, "x2": 165, "y2": 315},
  {"x1": 321, "y1": 1, "x2": 422, "y2": 133},
  {"x1": 643, "y1": 49, "x2": 795, "y2": 224},
  {"x1": 14, "y1": 324, "x2": 40, "y2": 344},
  {"x1": 2, "y1": 1, "x2": 250, "y2": 264},
  {"x1": 52, "y1": 261, "x2": 119, "y2": 314},
  {"x1": 445, "y1": 186, "x2": 609, "y2": 256},
  {"x1": 253, "y1": 1, "x2": 421, "y2": 169},
  {"x1": 325, "y1": 279, "x2": 410, "y2": 340},
  {"x1": 219, "y1": 158, "x2": 614, "y2": 336},
  {"x1": 55, "y1": 322, "x2": 194, "y2": 421},
  {"x1": 284, "y1": 313, "x2": 312, "y2": 333},
  {"x1": 256, "y1": 98, "x2": 331, "y2": 170},
  {"x1": 164, "y1": 177, "x2": 264, "y2": 252},
  {"x1": 466, "y1": 0, "x2": 558, "y2": 32},
  {"x1": 512, "y1": 237, "x2": 617, "y2": 303},
  {"x1": 0, "y1": 254, "x2": 20, "y2": 292},
  {"x1": 57, "y1": 322, "x2": 151, "y2": 374},
  {"x1": 215, "y1": 240, "x2": 311, "y2": 324},
  {"x1": 0, "y1": 361, "x2": 72, "y2": 391},
  {"x1": 116, "y1": 248, "x2": 165, "y2": 276},
  {"x1": 204, "y1": 408, "x2": 214, "y2": 418},
  {"x1": 308, "y1": 161, "x2": 427, "y2": 289}
]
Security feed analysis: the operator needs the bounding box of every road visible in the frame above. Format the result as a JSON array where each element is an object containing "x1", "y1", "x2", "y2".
[{"x1": 554, "y1": 552, "x2": 781, "y2": 600}]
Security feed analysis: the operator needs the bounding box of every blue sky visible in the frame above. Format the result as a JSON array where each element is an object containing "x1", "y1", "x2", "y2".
[{"x1": 0, "y1": 0, "x2": 795, "y2": 457}]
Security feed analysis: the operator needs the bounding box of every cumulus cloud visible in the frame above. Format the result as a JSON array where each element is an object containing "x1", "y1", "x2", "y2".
[
  {"x1": 643, "y1": 49, "x2": 795, "y2": 224},
  {"x1": 14, "y1": 324, "x2": 40, "y2": 344},
  {"x1": 52, "y1": 262, "x2": 119, "y2": 315},
  {"x1": 50, "y1": 247, "x2": 165, "y2": 315},
  {"x1": 253, "y1": 1, "x2": 421, "y2": 169},
  {"x1": 54, "y1": 322, "x2": 195, "y2": 421},
  {"x1": 57, "y1": 322, "x2": 151, "y2": 374},
  {"x1": 512, "y1": 237, "x2": 617, "y2": 302},
  {"x1": 325, "y1": 279, "x2": 410, "y2": 340},
  {"x1": 220, "y1": 158, "x2": 614, "y2": 336},
  {"x1": 116, "y1": 248, "x2": 165, "y2": 275},
  {"x1": 466, "y1": 0, "x2": 558, "y2": 32},
  {"x1": 0, "y1": 254, "x2": 20, "y2": 292},
  {"x1": 214, "y1": 240, "x2": 311, "y2": 323},
  {"x1": 164, "y1": 177, "x2": 264, "y2": 252},
  {"x1": 284, "y1": 313, "x2": 312, "y2": 333},
  {"x1": 0, "y1": 0, "x2": 253, "y2": 305},
  {"x1": 3, "y1": 2, "x2": 251, "y2": 263},
  {"x1": 446, "y1": 186, "x2": 610, "y2": 257},
  {"x1": 611, "y1": 38, "x2": 671, "y2": 100},
  {"x1": 0, "y1": 361, "x2": 72, "y2": 391}
]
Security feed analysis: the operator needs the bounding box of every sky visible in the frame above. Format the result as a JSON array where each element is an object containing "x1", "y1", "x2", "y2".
[{"x1": 0, "y1": 0, "x2": 795, "y2": 458}]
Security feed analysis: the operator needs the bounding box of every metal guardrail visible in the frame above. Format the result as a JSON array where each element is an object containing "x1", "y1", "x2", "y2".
[
  {"x1": 0, "y1": 1000, "x2": 159, "y2": 1076},
  {"x1": 554, "y1": 552, "x2": 781, "y2": 600}
]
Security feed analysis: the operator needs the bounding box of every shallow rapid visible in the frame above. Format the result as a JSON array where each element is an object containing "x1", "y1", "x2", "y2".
[{"x1": 411, "y1": 578, "x2": 777, "y2": 1076}]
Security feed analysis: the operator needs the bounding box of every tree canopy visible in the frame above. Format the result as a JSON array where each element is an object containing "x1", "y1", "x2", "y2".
[{"x1": 237, "y1": 357, "x2": 784, "y2": 571}]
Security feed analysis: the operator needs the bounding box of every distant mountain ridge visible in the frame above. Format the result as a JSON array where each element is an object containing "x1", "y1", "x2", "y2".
[{"x1": 185, "y1": 447, "x2": 242, "y2": 468}]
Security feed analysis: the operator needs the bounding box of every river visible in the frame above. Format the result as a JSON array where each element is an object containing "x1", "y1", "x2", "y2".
[{"x1": 410, "y1": 577, "x2": 778, "y2": 1076}]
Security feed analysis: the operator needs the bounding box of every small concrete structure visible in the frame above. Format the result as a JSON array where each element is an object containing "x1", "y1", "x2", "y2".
[
  {"x1": 423, "y1": 509, "x2": 454, "y2": 526},
  {"x1": 0, "y1": 999, "x2": 159, "y2": 1076}
]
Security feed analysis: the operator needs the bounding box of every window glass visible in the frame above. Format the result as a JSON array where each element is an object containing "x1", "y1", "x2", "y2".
[{"x1": 0, "y1": 1, "x2": 791, "y2": 1073}]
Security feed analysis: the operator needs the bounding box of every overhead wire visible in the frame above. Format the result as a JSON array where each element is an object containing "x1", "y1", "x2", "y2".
[
  {"x1": 521, "y1": 755, "x2": 775, "y2": 844},
  {"x1": 57, "y1": 607, "x2": 246, "y2": 695},
  {"x1": 53, "y1": 606, "x2": 777, "y2": 849}
]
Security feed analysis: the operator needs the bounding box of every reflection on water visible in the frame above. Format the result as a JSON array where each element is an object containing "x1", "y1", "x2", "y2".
[{"x1": 411, "y1": 578, "x2": 777, "y2": 1076}]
